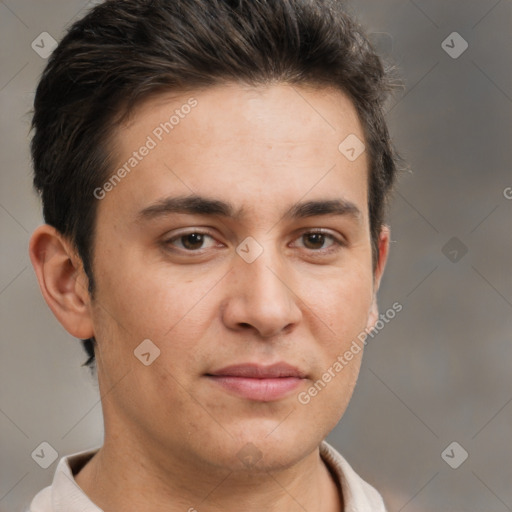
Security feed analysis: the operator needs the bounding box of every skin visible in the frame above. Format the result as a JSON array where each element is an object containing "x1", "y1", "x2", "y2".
[{"x1": 29, "y1": 82, "x2": 389, "y2": 512}]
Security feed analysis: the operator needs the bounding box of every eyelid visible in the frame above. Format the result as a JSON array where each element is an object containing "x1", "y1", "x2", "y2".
[
  {"x1": 162, "y1": 228, "x2": 223, "y2": 251},
  {"x1": 162, "y1": 227, "x2": 347, "y2": 254},
  {"x1": 291, "y1": 228, "x2": 347, "y2": 247}
]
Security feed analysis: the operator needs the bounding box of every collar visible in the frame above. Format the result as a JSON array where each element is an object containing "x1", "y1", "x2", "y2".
[{"x1": 29, "y1": 441, "x2": 386, "y2": 512}]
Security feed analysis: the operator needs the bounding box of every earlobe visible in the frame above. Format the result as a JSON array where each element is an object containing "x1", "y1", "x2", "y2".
[
  {"x1": 374, "y1": 225, "x2": 390, "y2": 292},
  {"x1": 366, "y1": 297, "x2": 379, "y2": 333},
  {"x1": 29, "y1": 225, "x2": 95, "y2": 340},
  {"x1": 366, "y1": 225, "x2": 391, "y2": 332}
]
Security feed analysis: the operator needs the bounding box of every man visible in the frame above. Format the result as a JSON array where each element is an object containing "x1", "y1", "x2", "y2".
[{"x1": 27, "y1": 0, "x2": 403, "y2": 510}]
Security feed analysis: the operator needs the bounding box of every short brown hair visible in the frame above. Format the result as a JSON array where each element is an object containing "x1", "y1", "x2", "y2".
[{"x1": 30, "y1": 0, "x2": 404, "y2": 370}]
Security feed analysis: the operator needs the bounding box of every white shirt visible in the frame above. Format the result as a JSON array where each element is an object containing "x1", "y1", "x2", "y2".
[{"x1": 26, "y1": 441, "x2": 387, "y2": 512}]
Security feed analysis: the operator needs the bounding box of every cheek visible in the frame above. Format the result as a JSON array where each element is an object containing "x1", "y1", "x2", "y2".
[
  {"x1": 91, "y1": 249, "x2": 223, "y2": 372},
  {"x1": 305, "y1": 265, "x2": 372, "y2": 418},
  {"x1": 94, "y1": 243, "x2": 194, "y2": 329},
  {"x1": 304, "y1": 265, "x2": 374, "y2": 345}
]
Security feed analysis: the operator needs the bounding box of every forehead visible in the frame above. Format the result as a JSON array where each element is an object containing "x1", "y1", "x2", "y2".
[
  {"x1": 102, "y1": 82, "x2": 369, "y2": 223},
  {"x1": 120, "y1": 82, "x2": 364, "y2": 148}
]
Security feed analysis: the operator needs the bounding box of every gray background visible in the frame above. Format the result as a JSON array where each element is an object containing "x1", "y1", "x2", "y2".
[{"x1": 1, "y1": 0, "x2": 511, "y2": 511}]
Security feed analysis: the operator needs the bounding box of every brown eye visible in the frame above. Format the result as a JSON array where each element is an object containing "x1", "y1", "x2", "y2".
[
  {"x1": 165, "y1": 231, "x2": 218, "y2": 251},
  {"x1": 302, "y1": 233, "x2": 328, "y2": 250},
  {"x1": 181, "y1": 233, "x2": 205, "y2": 250},
  {"x1": 296, "y1": 231, "x2": 340, "y2": 251}
]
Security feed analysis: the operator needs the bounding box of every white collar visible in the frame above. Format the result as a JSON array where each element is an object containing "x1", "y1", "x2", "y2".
[{"x1": 28, "y1": 441, "x2": 386, "y2": 512}]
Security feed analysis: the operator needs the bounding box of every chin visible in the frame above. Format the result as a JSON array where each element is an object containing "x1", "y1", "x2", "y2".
[{"x1": 217, "y1": 423, "x2": 319, "y2": 472}]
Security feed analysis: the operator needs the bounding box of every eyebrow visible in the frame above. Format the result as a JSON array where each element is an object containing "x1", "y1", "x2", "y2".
[
  {"x1": 285, "y1": 198, "x2": 361, "y2": 221},
  {"x1": 136, "y1": 195, "x2": 362, "y2": 223}
]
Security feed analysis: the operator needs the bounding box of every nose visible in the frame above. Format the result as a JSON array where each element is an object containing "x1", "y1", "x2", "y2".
[{"x1": 221, "y1": 248, "x2": 302, "y2": 339}]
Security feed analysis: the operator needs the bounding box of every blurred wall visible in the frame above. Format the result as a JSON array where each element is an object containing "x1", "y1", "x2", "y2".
[{"x1": 1, "y1": 1, "x2": 511, "y2": 511}]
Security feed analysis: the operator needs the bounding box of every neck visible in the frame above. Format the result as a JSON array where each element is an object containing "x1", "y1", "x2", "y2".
[{"x1": 74, "y1": 438, "x2": 343, "y2": 512}]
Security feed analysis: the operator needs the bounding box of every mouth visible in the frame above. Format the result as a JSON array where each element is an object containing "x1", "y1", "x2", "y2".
[{"x1": 205, "y1": 362, "x2": 307, "y2": 402}]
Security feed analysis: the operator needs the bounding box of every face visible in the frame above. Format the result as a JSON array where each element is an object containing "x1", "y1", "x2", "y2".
[{"x1": 87, "y1": 83, "x2": 388, "y2": 473}]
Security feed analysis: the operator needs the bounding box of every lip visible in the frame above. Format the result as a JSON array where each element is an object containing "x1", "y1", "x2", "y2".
[
  {"x1": 206, "y1": 362, "x2": 307, "y2": 402},
  {"x1": 208, "y1": 362, "x2": 307, "y2": 379}
]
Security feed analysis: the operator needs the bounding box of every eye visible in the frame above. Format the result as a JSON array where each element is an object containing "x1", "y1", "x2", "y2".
[
  {"x1": 164, "y1": 231, "x2": 219, "y2": 251},
  {"x1": 292, "y1": 230, "x2": 343, "y2": 252}
]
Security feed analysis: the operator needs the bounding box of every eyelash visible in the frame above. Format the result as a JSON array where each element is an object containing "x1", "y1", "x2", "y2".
[{"x1": 162, "y1": 229, "x2": 346, "y2": 255}]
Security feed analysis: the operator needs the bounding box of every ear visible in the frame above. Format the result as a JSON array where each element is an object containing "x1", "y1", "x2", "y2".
[
  {"x1": 366, "y1": 225, "x2": 390, "y2": 331},
  {"x1": 29, "y1": 224, "x2": 95, "y2": 340}
]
